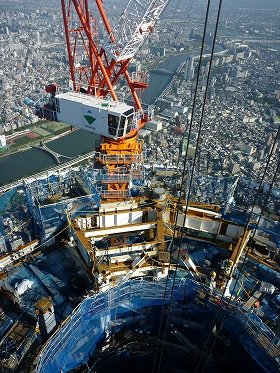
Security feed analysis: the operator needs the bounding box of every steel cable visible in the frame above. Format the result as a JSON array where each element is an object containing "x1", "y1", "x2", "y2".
[
  {"x1": 196, "y1": 124, "x2": 279, "y2": 373},
  {"x1": 151, "y1": 1, "x2": 213, "y2": 372}
]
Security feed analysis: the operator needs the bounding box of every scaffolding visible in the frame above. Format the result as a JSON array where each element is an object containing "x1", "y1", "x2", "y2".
[
  {"x1": 24, "y1": 169, "x2": 100, "y2": 241},
  {"x1": 0, "y1": 321, "x2": 36, "y2": 371},
  {"x1": 36, "y1": 276, "x2": 280, "y2": 373},
  {"x1": 36, "y1": 277, "x2": 200, "y2": 373}
]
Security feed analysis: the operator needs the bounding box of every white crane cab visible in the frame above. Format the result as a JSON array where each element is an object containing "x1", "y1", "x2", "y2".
[
  {"x1": 57, "y1": 92, "x2": 136, "y2": 139},
  {"x1": 37, "y1": 88, "x2": 136, "y2": 140}
]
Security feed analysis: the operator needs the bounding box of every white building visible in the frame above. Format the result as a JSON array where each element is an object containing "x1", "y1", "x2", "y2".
[{"x1": 0, "y1": 135, "x2": 6, "y2": 147}]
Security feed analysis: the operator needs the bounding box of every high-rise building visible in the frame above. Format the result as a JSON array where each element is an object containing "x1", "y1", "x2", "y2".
[
  {"x1": 36, "y1": 31, "x2": 41, "y2": 44},
  {"x1": 184, "y1": 56, "x2": 194, "y2": 81}
]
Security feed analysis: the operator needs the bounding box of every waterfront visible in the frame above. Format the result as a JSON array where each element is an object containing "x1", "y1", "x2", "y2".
[
  {"x1": 0, "y1": 130, "x2": 99, "y2": 186},
  {"x1": 142, "y1": 52, "x2": 191, "y2": 104},
  {"x1": 0, "y1": 53, "x2": 190, "y2": 187},
  {"x1": 141, "y1": 45, "x2": 224, "y2": 104}
]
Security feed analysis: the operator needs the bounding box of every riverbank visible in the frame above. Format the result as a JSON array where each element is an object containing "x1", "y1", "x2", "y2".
[
  {"x1": 0, "y1": 129, "x2": 99, "y2": 186},
  {"x1": 0, "y1": 123, "x2": 73, "y2": 159}
]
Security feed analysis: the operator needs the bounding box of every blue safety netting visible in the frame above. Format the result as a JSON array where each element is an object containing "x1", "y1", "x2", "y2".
[
  {"x1": 231, "y1": 308, "x2": 280, "y2": 373},
  {"x1": 36, "y1": 275, "x2": 280, "y2": 373},
  {"x1": 79, "y1": 165, "x2": 103, "y2": 195},
  {"x1": 27, "y1": 193, "x2": 100, "y2": 241},
  {"x1": 0, "y1": 186, "x2": 33, "y2": 249},
  {"x1": 256, "y1": 263, "x2": 280, "y2": 288},
  {"x1": 79, "y1": 164, "x2": 145, "y2": 193},
  {"x1": 24, "y1": 170, "x2": 100, "y2": 241},
  {"x1": 36, "y1": 277, "x2": 201, "y2": 373},
  {"x1": 223, "y1": 208, "x2": 280, "y2": 248},
  {"x1": 187, "y1": 175, "x2": 279, "y2": 221},
  {"x1": 3, "y1": 244, "x2": 92, "y2": 320},
  {"x1": 0, "y1": 187, "x2": 19, "y2": 214}
]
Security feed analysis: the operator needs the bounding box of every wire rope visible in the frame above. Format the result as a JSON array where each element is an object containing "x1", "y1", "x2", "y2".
[
  {"x1": 196, "y1": 124, "x2": 279, "y2": 373},
  {"x1": 142, "y1": 3, "x2": 199, "y2": 368},
  {"x1": 151, "y1": 1, "x2": 213, "y2": 372},
  {"x1": 250, "y1": 138, "x2": 279, "y2": 244},
  {"x1": 200, "y1": 160, "x2": 279, "y2": 373},
  {"x1": 157, "y1": 1, "x2": 225, "y2": 371}
]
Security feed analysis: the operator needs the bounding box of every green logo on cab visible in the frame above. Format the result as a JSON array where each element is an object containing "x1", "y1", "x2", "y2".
[{"x1": 84, "y1": 110, "x2": 96, "y2": 125}]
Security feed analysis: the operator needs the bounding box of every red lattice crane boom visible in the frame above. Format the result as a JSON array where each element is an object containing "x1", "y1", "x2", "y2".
[{"x1": 60, "y1": 0, "x2": 168, "y2": 120}]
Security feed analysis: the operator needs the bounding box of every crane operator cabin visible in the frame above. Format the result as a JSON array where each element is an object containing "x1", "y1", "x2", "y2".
[{"x1": 41, "y1": 88, "x2": 136, "y2": 140}]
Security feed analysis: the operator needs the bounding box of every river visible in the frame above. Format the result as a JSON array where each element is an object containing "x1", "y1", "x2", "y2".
[
  {"x1": 141, "y1": 52, "x2": 191, "y2": 104},
  {"x1": 0, "y1": 130, "x2": 99, "y2": 186}
]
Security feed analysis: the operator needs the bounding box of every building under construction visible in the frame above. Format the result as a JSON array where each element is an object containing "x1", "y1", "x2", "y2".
[{"x1": 0, "y1": 0, "x2": 279, "y2": 372}]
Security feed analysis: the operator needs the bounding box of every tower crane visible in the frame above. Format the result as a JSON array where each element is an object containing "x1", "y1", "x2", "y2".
[{"x1": 36, "y1": 0, "x2": 169, "y2": 200}]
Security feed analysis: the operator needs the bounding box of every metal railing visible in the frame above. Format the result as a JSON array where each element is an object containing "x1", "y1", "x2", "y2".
[
  {"x1": 100, "y1": 189, "x2": 129, "y2": 199},
  {"x1": 96, "y1": 152, "x2": 144, "y2": 164},
  {"x1": 125, "y1": 100, "x2": 153, "y2": 122},
  {"x1": 37, "y1": 280, "x2": 280, "y2": 373},
  {"x1": 0, "y1": 152, "x2": 96, "y2": 195},
  {"x1": 94, "y1": 169, "x2": 143, "y2": 184},
  {"x1": 97, "y1": 172, "x2": 131, "y2": 183},
  {"x1": 36, "y1": 278, "x2": 199, "y2": 372},
  {"x1": 34, "y1": 97, "x2": 57, "y2": 121},
  {"x1": 235, "y1": 307, "x2": 280, "y2": 359}
]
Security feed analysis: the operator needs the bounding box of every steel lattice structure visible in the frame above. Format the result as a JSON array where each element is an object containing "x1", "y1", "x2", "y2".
[{"x1": 61, "y1": 0, "x2": 168, "y2": 118}]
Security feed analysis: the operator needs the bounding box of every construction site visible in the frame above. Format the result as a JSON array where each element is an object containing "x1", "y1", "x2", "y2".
[{"x1": 0, "y1": 0, "x2": 279, "y2": 372}]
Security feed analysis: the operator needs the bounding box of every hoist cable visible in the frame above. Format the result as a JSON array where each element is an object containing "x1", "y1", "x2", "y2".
[
  {"x1": 196, "y1": 124, "x2": 279, "y2": 373},
  {"x1": 151, "y1": 1, "x2": 213, "y2": 372}
]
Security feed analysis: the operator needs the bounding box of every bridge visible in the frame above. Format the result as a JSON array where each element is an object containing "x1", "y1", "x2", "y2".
[
  {"x1": 32, "y1": 141, "x2": 72, "y2": 165},
  {"x1": 0, "y1": 151, "x2": 96, "y2": 194},
  {"x1": 150, "y1": 68, "x2": 173, "y2": 76}
]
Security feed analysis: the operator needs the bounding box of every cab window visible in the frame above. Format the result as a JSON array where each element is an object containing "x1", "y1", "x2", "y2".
[
  {"x1": 118, "y1": 115, "x2": 126, "y2": 137},
  {"x1": 126, "y1": 114, "x2": 133, "y2": 134},
  {"x1": 108, "y1": 114, "x2": 119, "y2": 136}
]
